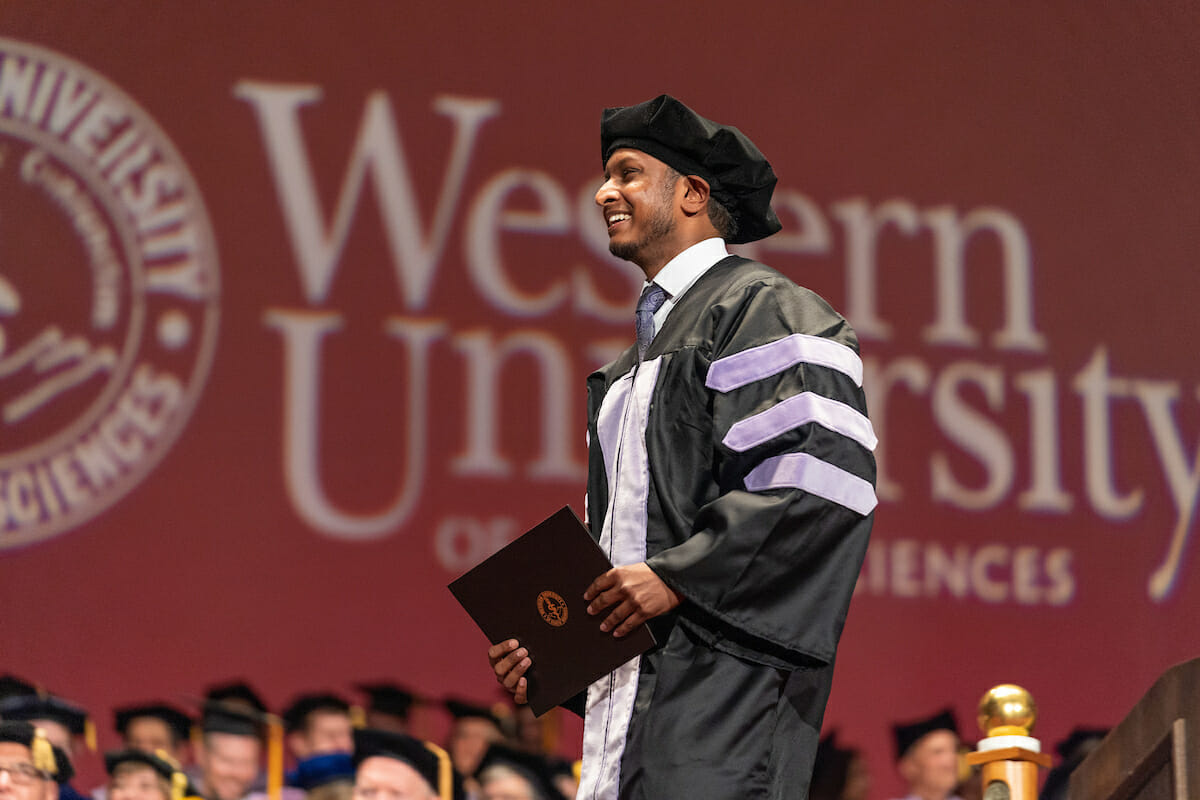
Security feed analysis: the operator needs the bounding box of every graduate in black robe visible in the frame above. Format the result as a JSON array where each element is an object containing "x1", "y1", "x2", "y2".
[{"x1": 491, "y1": 94, "x2": 875, "y2": 800}]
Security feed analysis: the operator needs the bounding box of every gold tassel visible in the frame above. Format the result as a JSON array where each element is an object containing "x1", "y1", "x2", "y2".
[
  {"x1": 31, "y1": 728, "x2": 57, "y2": 776},
  {"x1": 155, "y1": 748, "x2": 188, "y2": 800},
  {"x1": 422, "y1": 742, "x2": 453, "y2": 800},
  {"x1": 349, "y1": 706, "x2": 366, "y2": 730},
  {"x1": 266, "y1": 716, "x2": 283, "y2": 800},
  {"x1": 171, "y1": 769, "x2": 187, "y2": 800},
  {"x1": 85, "y1": 719, "x2": 97, "y2": 752}
]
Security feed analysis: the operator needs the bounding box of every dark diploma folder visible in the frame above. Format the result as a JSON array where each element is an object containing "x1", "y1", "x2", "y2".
[{"x1": 448, "y1": 505, "x2": 656, "y2": 716}]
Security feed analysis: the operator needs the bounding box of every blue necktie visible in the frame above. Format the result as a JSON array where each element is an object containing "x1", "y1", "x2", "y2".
[{"x1": 635, "y1": 283, "x2": 668, "y2": 360}]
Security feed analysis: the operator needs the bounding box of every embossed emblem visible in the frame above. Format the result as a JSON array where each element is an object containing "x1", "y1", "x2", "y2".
[{"x1": 536, "y1": 590, "x2": 568, "y2": 627}]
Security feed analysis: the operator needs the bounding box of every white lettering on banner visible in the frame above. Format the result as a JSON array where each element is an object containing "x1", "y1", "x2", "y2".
[
  {"x1": 235, "y1": 83, "x2": 499, "y2": 307},
  {"x1": 856, "y1": 539, "x2": 1076, "y2": 606},
  {"x1": 263, "y1": 309, "x2": 446, "y2": 540},
  {"x1": 237, "y1": 84, "x2": 1197, "y2": 601},
  {"x1": 434, "y1": 516, "x2": 520, "y2": 572},
  {"x1": 451, "y1": 329, "x2": 587, "y2": 480}
]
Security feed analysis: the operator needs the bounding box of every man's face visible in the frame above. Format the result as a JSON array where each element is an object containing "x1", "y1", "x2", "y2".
[
  {"x1": 352, "y1": 757, "x2": 435, "y2": 800},
  {"x1": 199, "y1": 733, "x2": 261, "y2": 800},
  {"x1": 108, "y1": 764, "x2": 167, "y2": 800},
  {"x1": 899, "y1": 730, "x2": 960, "y2": 799},
  {"x1": 293, "y1": 711, "x2": 353, "y2": 759},
  {"x1": 0, "y1": 743, "x2": 54, "y2": 800},
  {"x1": 595, "y1": 148, "x2": 680, "y2": 268},
  {"x1": 446, "y1": 719, "x2": 500, "y2": 777},
  {"x1": 124, "y1": 719, "x2": 178, "y2": 760}
]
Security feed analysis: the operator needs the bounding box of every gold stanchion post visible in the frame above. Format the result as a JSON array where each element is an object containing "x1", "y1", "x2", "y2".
[{"x1": 965, "y1": 684, "x2": 1052, "y2": 800}]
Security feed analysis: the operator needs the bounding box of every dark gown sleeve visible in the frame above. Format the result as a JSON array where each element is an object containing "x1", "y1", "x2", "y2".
[{"x1": 644, "y1": 274, "x2": 876, "y2": 669}]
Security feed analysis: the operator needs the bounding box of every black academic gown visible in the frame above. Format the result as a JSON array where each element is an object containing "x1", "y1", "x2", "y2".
[{"x1": 580, "y1": 256, "x2": 876, "y2": 800}]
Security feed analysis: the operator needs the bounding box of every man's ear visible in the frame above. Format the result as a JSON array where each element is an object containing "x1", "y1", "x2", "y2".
[{"x1": 679, "y1": 174, "x2": 711, "y2": 216}]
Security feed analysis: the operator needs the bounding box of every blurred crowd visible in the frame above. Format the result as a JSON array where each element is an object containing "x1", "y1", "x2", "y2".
[
  {"x1": 0, "y1": 674, "x2": 1108, "y2": 800},
  {"x1": 0, "y1": 675, "x2": 574, "y2": 800}
]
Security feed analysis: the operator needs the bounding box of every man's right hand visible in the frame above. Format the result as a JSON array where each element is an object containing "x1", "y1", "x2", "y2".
[{"x1": 487, "y1": 639, "x2": 531, "y2": 705}]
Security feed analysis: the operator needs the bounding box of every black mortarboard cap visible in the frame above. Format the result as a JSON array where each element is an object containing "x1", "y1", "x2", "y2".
[
  {"x1": 203, "y1": 682, "x2": 268, "y2": 714},
  {"x1": 357, "y1": 683, "x2": 415, "y2": 720},
  {"x1": 893, "y1": 708, "x2": 959, "y2": 760},
  {"x1": 282, "y1": 693, "x2": 351, "y2": 733},
  {"x1": 0, "y1": 720, "x2": 67, "y2": 782},
  {"x1": 476, "y1": 744, "x2": 567, "y2": 800},
  {"x1": 104, "y1": 748, "x2": 200, "y2": 799},
  {"x1": 113, "y1": 703, "x2": 194, "y2": 743},
  {"x1": 104, "y1": 748, "x2": 176, "y2": 780},
  {"x1": 443, "y1": 699, "x2": 503, "y2": 730},
  {"x1": 0, "y1": 675, "x2": 37, "y2": 702},
  {"x1": 200, "y1": 701, "x2": 263, "y2": 740},
  {"x1": 0, "y1": 693, "x2": 89, "y2": 735},
  {"x1": 286, "y1": 752, "x2": 355, "y2": 791},
  {"x1": 352, "y1": 728, "x2": 463, "y2": 800},
  {"x1": 600, "y1": 94, "x2": 782, "y2": 244}
]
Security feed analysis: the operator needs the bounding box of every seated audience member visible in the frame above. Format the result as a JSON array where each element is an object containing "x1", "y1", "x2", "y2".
[
  {"x1": 0, "y1": 720, "x2": 74, "y2": 800},
  {"x1": 475, "y1": 745, "x2": 566, "y2": 800},
  {"x1": 0, "y1": 695, "x2": 91, "y2": 760},
  {"x1": 282, "y1": 696, "x2": 353, "y2": 761},
  {"x1": 890, "y1": 709, "x2": 963, "y2": 800},
  {"x1": 113, "y1": 706, "x2": 194, "y2": 766},
  {"x1": 441, "y1": 701, "x2": 504, "y2": 782},
  {"x1": 194, "y1": 703, "x2": 264, "y2": 800},
  {"x1": 809, "y1": 731, "x2": 870, "y2": 800},
  {"x1": 105, "y1": 749, "x2": 200, "y2": 800},
  {"x1": 0, "y1": 695, "x2": 92, "y2": 800},
  {"x1": 285, "y1": 752, "x2": 354, "y2": 800},
  {"x1": 1038, "y1": 727, "x2": 1109, "y2": 800},
  {"x1": 354, "y1": 686, "x2": 414, "y2": 736},
  {"x1": 352, "y1": 728, "x2": 462, "y2": 800}
]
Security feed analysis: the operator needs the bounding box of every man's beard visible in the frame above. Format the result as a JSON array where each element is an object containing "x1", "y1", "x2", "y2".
[{"x1": 608, "y1": 187, "x2": 676, "y2": 264}]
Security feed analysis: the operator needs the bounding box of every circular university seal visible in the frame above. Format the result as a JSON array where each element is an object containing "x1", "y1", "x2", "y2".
[
  {"x1": 0, "y1": 38, "x2": 219, "y2": 549},
  {"x1": 537, "y1": 590, "x2": 568, "y2": 627}
]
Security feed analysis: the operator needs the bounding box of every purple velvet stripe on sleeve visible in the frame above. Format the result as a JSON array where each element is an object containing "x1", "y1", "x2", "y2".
[
  {"x1": 722, "y1": 391, "x2": 877, "y2": 453},
  {"x1": 705, "y1": 333, "x2": 863, "y2": 392},
  {"x1": 744, "y1": 453, "x2": 878, "y2": 515}
]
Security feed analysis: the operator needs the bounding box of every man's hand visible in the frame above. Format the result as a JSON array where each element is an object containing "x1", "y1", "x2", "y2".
[
  {"x1": 488, "y1": 639, "x2": 531, "y2": 705},
  {"x1": 584, "y1": 562, "x2": 683, "y2": 637}
]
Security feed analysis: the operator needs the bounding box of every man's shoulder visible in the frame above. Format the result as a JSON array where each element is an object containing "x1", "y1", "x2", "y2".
[
  {"x1": 700, "y1": 255, "x2": 825, "y2": 305},
  {"x1": 695, "y1": 255, "x2": 855, "y2": 343}
]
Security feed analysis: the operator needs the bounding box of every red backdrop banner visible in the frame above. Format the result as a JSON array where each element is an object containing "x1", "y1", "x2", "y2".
[{"x1": 1, "y1": 4, "x2": 1197, "y2": 797}]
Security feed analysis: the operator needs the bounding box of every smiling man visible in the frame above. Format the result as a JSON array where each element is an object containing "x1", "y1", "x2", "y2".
[{"x1": 490, "y1": 94, "x2": 877, "y2": 798}]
